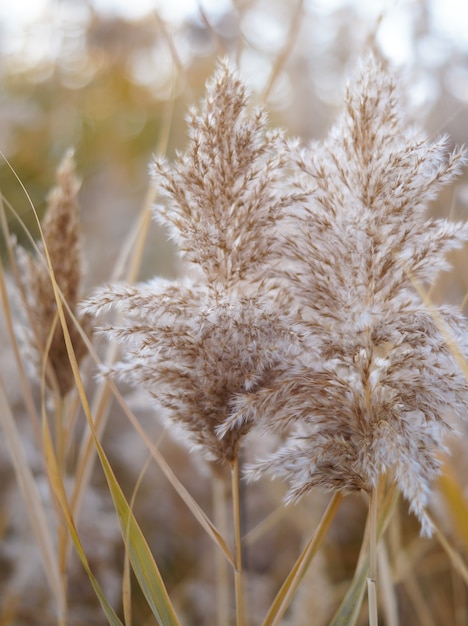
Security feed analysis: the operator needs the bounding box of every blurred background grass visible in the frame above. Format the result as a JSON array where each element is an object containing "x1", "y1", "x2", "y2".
[
  {"x1": 2, "y1": 0, "x2": 468, "y2": 283},
  {"x1": 1, "y1": 1, "x2": 468, "y2": 624}
]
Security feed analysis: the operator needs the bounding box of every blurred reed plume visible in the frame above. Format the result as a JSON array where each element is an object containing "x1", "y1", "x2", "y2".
[{"x1": 15, "y1": 149, "x2": 91, "y2": 397}]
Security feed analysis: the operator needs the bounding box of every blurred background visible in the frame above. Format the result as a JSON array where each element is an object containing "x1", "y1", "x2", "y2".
[
  {"x1": 1, "y1": 1, "x2": 468, "y2": 624},
  {"x1": 1, "y1": 0, "x2": 468, "y2": 285}
]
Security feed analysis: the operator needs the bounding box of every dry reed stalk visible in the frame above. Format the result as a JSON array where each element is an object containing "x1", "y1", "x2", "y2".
[
  {"x1": 212, "y1": 473, "x2": 231, "y2": 626},
  {"x1": 232, "y1": 456, "x2": 246, "y2": 626},
  {"x1": 82, "y1": 51, "x2": 468, "y2": 624},
  {"x1": 16, "y1": 149, "x2": 92, "y2": 398}
]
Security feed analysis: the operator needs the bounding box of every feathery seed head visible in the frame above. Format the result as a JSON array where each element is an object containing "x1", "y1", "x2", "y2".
[
  {"x1": 86, "y1": 282, "x2": 297, "y2": 464},
  {"x1": 84, "y1": 54, "x2": 468, "y2": 529},
  {"x1": 239, "y1": 54, "x2": 468, "y2": 534},
  {"x1": 150, "y1": 59, "x2": 301, "y2": 289},
  {"x1": 18, "y1": 150, "x2": 91, "y2": 396},
  {"x1": 84, "y1": 63, "x2": 300, "y2": 465}
]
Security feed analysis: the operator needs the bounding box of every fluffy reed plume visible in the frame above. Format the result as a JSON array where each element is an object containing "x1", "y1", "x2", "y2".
[
  {"x1": 223, "y1": 54, "x2": 468, "y2": 534},
  {"x1": 82, "y1": 61, "x2": 301, "y2": 465},
  {"x1": 17, "y1": 150, "x2": 91, "y2": 397}
]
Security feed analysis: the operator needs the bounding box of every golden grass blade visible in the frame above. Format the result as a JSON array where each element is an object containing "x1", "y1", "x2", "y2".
[
  {"x1": 432, "y1": 519, "x2": 468, "y2": 588},
  {"x1": 71, "y1": 86, "x2": 174, "y2": 527},
  {"x1": 0, "y1": 376, "x2": 66, "y2": 620},
  {"x1": 108, "y1": 379, "x2": 236, "y2": 568},
  {"x1": 231, "y1": 456, "x2": 245, "y2": 626},
  {"x1": 41, "y1": 411, "x2": 124, "y2": 626},
  {"x1": 70, "y1": 353, "x2": 115, "y2": 521},
  {"x1": 44, "y1": 261, "x2": 181, "y2": 626},
  {"x1": 0, "y1": 203, "x2": 41, "y2": 441},
  {"x1": 436, "y1": 458, "x2": 468, "y2": 555},
  {"x1": 330, "y1": 487, "x2": 399, "y2": 626},
  {"x1": 262, "y1": 492, "x2": 343, "y2": 626},
  {"x1": 70, "y1": 196, "x2": 154, "y2": 524},
  {"x1": 244, "y1": 504, "x2": 291, "y2": 547}
]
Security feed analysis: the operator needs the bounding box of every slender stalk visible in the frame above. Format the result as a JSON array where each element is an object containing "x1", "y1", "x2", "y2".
[
  {"x1": 213, "y1": 471, "x2": 230, "y2": 626},
  {"x1": 263, "y1": 492, "x2": 343, "y2": 626},
  {"x1": 0, "y1": 241, "x2": 41, "y2": 446},
  {"x1": 54, "y1": 394, "x2": 66, "y2": 473},
  {"x1": 0, "y1": 377, "x2": 66, "y2": 621},
  {"x1": 260, "y1": 0, "x2": 304, "y2": 104},
  {"x1": 368, "y1": 482, "x2": 379, "y2": 626},
  {"x1": 329, "y1": 484, "x2": 399, "y2": 626},
  {"x1": 378, "y1": 540, "x2": 399, "y2": 626},
  {"x1": 54, "y1": 393, "x2": 69, "y2": 620},
  {"x1": 231, "y1": 456, "x2": 245, "y2": 626}
]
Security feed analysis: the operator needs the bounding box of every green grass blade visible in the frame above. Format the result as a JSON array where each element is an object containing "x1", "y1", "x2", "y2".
[
  {"x1": 329, "y1": 552, "x2": 369, "y2": 626},
  {"x1": 108, "y1": 379, "x2": 235, "y2": 568},
  {"x1": 97, "y1": 446, "x2": 181, "y2": 626},
  {"x1": 41, "y1": 415, "x2": 124, "y2": 626},
  {"x1": 45, "y1": 261, "x2": 181, "y2": 626},
  {"x1": 262, "y1": 493, "x2": 343, "y2": 626},
  {"x1": 330, "y1": 486, "x2": 399, "y2": 626}
]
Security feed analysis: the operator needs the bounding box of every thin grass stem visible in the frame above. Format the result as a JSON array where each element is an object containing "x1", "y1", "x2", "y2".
[
  {"x1": 368, "y1": 482, "x2": 379, "y2": 626},
  {"x1": 244, "y1": 503, "x2": 290, "y2": 547},
  {"x1": 231, "y1": 455, "x2": 245, "y2": 626},
  {"x1": 0, "y1": 376, "x2": 66, "y2": 621},
  {"x1": 378, "y1": 540, "x2": 399, "y2": 626},
  {"x1": 69, "y1": 74, "x2": 175, "y2": 529},
  {"x1": 262, "y1": 492, "x2": 343, "y2": 626},
  {"x1": 105, "y1": 376, "x2": 236, "y2": 566},
  {"x1": 123, "y1": 453, "x2": 153, "y2": 626},
  {"x1": 0, "y1": 203, "x2": 42, "y2": 444},
  {"x1": 260, "y1": 0, "x2": 304, "y2": 104},
  {"x1": 213, "y1": 471, "x2": 230, "y2": 626}
]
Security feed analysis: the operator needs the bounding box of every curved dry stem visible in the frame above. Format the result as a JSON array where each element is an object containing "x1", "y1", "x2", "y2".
[
  {"x1": 232, "y1": 455, "x2": 245, "y2": 626},
  {"x1": 367, "y1": 481, "x2": 380, "y2": 626},
  {"x1": 0, "y1": 376, "x2": 67, "y2": 621},
  {"x1": 213, "y1": 472, "x2": 231, "y2": 626},
  {"x1": 70, "y1": 76, "x2": 177, "y2": 530},
  {"x1": 260, "y1": 0, "x2": 304, "y2": 104},
  {"x1": 262, "y1": 491, "x2": 343, "y2": 626}
]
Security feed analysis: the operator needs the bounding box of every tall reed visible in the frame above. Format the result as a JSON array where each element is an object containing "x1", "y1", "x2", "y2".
[{"x1": 2, "y1": 39, "x2": 468, "y2": 626}]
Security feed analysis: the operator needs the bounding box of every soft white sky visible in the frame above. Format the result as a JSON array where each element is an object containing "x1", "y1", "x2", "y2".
[
  {"x1": 1, "y1": 0, "x2": 468, "y2": 64},
  {"x1": 0, "y1": 0, "x2": 228, "y2": 24}
]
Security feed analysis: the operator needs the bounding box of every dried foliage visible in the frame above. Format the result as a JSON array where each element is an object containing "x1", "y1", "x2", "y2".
[
  {"x1": 16, "y1": 150, "x2": 92, "y2": 396},
  {"x1": 2, "y1": 8, "x2": 468, "y2": 621}
]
